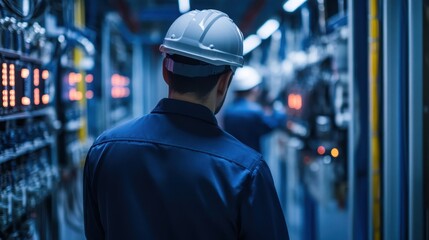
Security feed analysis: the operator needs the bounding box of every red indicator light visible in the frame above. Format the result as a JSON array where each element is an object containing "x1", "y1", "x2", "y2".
[
  {"x1": 303, "y1": 156, "x2": 311, "y2": 165},
  {"x1": 85, "y1": 74, "x2": 93, "y2": 83},
  {"x1": 86, "y1": 90, "x2": 94, "y2": 99},
  {"x1": 317, "y1": 146, "x2": 325, "y2": 155}
]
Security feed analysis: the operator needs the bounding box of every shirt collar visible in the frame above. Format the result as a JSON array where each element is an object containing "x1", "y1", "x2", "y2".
[{"x1": 152, "y1": 98, "x2": 218, "y2": 126}]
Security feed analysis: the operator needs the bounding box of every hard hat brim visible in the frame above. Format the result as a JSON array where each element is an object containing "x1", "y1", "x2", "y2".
[{"x1": 160, "y1": 44, "x2": 244, "y2": 67}]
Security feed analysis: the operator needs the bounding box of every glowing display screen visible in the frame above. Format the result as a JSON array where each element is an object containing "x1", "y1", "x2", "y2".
[
  {"x1": 111, "y1": 73, "x2": 130, "y2": 99},
  {"x1": 63, "y1": 71, "x2": 83, "y2": 102},
  {"x1": 0, "y1": 60, "x2": 51, "y2": 114},
  {"x1": 288, "y1": 93, "x2": 302, "y2": 110},
  {"x1": 1, "y1": 63, "x2": 17, "y2": 109},
  {"x1": 19, "y1": 67, "x2": 32, "y2": 107},
  {"x1": 2, "y1": 63, "x2": 7, "y2": 108}
]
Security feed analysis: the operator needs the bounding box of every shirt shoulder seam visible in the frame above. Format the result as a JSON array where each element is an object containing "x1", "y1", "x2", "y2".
[{"x1": 91, "y1": 138, "x2": 260, "y2": 172}]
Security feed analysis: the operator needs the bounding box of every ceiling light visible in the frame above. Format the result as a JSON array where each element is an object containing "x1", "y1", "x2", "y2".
[
  {"x1": 243, "y1": 35, "x2": 261, "y2": 55},
  {"x1": 257, "y1": 19, "x2": 280, "y2": 40},
  {"x1": 178, "y1": 0, "x2": 190, "y2": 13},
  {"x1": 283, "y1": 0, "x2": 307, "y2": 12}
]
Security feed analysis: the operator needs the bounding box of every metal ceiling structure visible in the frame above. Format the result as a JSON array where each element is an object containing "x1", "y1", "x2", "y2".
[{"x1": 86, "y1": 0, "x2": 285, "y2": 44}]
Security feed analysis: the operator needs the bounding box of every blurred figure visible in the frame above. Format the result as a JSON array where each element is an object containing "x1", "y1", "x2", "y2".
[
  {"x1": 223, "y1": 66, "x2": 286, "y2": 153},
  {"x1": 84, "y1": 9, "x2": 289, "y2": 240}
]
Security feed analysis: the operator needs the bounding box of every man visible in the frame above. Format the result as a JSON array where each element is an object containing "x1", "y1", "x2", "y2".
[
  {"x1": 223, "y1": 66, "x2": 286, "y2": 153},
  {"x1": 84, "y1": 9, "x2": 289, "y2": 240}
]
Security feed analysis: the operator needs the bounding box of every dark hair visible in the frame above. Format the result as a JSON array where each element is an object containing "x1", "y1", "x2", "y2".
[{"x1": 165, "y1": 54, "x2": 230, "y2": 99}]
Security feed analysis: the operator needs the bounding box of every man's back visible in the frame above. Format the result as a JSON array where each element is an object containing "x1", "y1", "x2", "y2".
[
  {"x1": 223, "y1": 98, "x2": 279, "y2": 152},
  {"x1": 84, "y1": 98, "x2": 289, "y2": 239}
]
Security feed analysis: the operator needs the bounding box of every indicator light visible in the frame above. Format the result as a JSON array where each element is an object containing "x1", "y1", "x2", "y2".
[
  {"x1": 42, "y1": 70, "x2": 49, "y2": 80},
  {"x1": 317, "y1": 146, "x2": 325, "y2": 155},
  {"x1": 331, "y1": 148, "x2": 339, "y2": 158}
]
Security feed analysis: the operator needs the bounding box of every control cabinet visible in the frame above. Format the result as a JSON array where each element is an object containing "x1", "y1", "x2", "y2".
[{"x1": 0, "y1": 1, "x2": 60, "y2": 238}]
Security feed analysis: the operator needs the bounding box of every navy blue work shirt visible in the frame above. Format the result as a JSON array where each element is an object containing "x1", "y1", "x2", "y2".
[
  {"x1": 223, "y1": 98, "x2": 285, "y2": 153},
  {"x1": 84, "y1": 98, "x2": 289, "y2": 240}
]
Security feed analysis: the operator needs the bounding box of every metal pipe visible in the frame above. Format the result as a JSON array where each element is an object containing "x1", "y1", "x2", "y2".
[
  {"x1": 383, "y1": 1, "x2": 401, "y2": 239},
  {"x1": 369, "y1": 0, "x2": 381, "y2": 239},
  {"x1": 408, "y1": 0, "x2": 424, "y2": 239},
  {"x1": 338, "y1": 0, "x2": 345, "y2": 16},
  {"x1": 347, "y1": 0, "x2": 355, "y2": 239},
  {"x1": 101, "y1": 17, "x2": 110, "y2": 129},
  {"x1": 132, "y1": 42, "x2": 143, "y2": 117},
  {"x1": 317, "y1": 0, "x2": 326, "y2": 34}
]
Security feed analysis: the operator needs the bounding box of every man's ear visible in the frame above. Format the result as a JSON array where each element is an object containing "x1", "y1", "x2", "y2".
[
  {"x1": 217, "y1": 70, "x2": 233, "y2": 97},
  {"x1": 162, "y1": 58, "x2": 171, "y2": 85}
]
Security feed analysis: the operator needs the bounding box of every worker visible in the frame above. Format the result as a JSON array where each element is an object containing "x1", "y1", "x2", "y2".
[
  {"x1": 223, "y1": 66, "x2": 286, "y2": 153},
  {"x1": 83, "y1": 9, "x2": 289, "y2": 240}
]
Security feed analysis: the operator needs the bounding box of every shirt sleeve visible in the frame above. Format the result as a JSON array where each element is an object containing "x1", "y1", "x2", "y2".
[
  {"x1": 83, "y1": 147, "x2": 105, "y2": 240},
  {"x1": 239, "y1": 159, "x2": 290, "y2": 240},
  {"x1": 259, "y1": 109, "x2": 287, "y2": 135}
]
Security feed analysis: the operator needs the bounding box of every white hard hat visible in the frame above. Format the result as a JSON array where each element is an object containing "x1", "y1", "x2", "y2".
[
  {"x1": 232, "y1": 66, "x2": 262, "y2": 91},
  {"x1": 160, "y1": 9, "x2": 244, "y2": 69}
]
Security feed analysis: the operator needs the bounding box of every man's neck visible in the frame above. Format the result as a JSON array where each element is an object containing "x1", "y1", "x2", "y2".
[{"x1": 168, "y1": 91, "x2": 215, "y2": 113}]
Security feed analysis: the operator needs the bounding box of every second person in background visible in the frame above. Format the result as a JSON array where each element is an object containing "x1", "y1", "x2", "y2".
[{"x1": 223, "y1": 65, "x2": 286, "y2": 153}]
